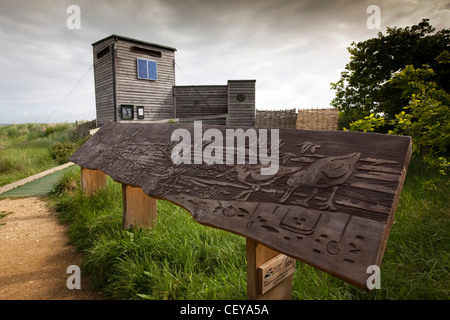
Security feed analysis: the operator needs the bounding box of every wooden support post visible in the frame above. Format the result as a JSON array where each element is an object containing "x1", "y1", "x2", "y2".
[
  {"x1": 81, "y1": 167, "x2": 107, "y2": 195},
  {"x1": 122, "y1": 184, "x2": 157, "y2": 229},
  {"x1": 246, "y1": 238, "x2": 294, "y2": 300}
]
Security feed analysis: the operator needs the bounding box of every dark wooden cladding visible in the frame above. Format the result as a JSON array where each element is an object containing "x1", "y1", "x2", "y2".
[
  {"x1": 92, "y1": 35, "x2": 256, "y2": 127},
  {"x1": 93, "y1": 37, "x2": 115, "y2": 126},
  {"x1": 174, "y1": 85, "x2": 228, "y2": 124},
  {"x1": 114, "y1": 40, "x2": 175, "y2": 122},
  {"x1": 69, "y1": 122, "x2": 412, "y2": 290},
  {"x1": 131, "y1": 46, "x2": 162, "y2": 58},
  {"x1": 93, "y1": 35, "x2": 176, "y2": 126},
  {"x1": 227, "y1": 80, "x2": 256, "y2": 127},
  {"x1": 174, "y1": 81, "x2": 256, "y2": 126}
]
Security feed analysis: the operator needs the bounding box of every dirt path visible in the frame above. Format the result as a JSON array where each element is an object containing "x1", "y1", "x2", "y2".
[{"x1": 0, "y1": 196, "x2": 102, "y2": 300}]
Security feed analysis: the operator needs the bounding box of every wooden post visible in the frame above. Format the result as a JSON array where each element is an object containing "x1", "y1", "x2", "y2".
[
  {"x1": 122, "y1": 184, "x2": 157, "y2": 229},
  {"x1": 246, "y1": 238, "x2": 294, "y2": 300},
  {"x1": 81, "y1": 167, "x2": 107, "y2": 195}
]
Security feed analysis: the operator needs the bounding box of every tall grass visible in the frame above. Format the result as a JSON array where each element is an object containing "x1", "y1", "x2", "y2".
[
  {"x1": 51, "y1": 167, "x2": 247, "y2": 300},
  {"x1": 49, "y1": 158, "x2": 449, "y2": 300},
  {"x1": 0, "y1": 123, "x2": 79, "y2": 186}
]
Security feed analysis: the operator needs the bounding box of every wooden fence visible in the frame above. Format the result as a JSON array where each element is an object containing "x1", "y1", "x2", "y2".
[
  {"x1": 76, "y1": 120, "x2": 97, "y2": 137},
  {"x1": 255, "y1": 108, "x2": 339, "y2": 130},
  {"x1": 296, "y1": 108, "x2": 339, "y2": 131},
  {"x1": 255, "y1": 109, "x2": 297, "y2": 129}
]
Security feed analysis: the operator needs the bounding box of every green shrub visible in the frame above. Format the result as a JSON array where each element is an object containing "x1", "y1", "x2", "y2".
[
  {"x1": 347, "y1": 61, "x2": 449, "y2": 175},
  {"x1": 50, "y1": 141, "x2": 78, "y2": 164},
  {"x1": 344, "y1": 113, "x2": 386, "y2": 132}
]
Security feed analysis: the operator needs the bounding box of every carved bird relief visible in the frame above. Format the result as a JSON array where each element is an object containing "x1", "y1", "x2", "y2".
[
  {"x1": 216, "y1": 164, "x2": 301, "y2": 201},
  {"x1": 280, "y1": 152, "x2": 361, "y2": 209}
]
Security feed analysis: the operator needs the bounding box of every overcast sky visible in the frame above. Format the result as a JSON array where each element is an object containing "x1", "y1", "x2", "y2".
[{"x1": 0, "y1": 0, "x2": 449, "y2": 124}]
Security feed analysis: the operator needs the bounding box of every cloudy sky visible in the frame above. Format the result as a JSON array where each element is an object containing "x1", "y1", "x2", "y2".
[{"x1": 0, "y1": 0, "x2": 449, "y2": 124}]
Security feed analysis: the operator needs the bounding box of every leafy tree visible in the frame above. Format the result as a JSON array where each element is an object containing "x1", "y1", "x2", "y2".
[
  {"x1": 345, "y1": 113, "x2": 385, "y2": 132},
  {"x1": 389, "y1": 62, "x2": 450, "y2": 174},
  {"x1": 331, "y1": 19, "x2": 450, "y2": 129},
  {"x1": 345, "y1": 59, "x2": 450, "y2": 175}
]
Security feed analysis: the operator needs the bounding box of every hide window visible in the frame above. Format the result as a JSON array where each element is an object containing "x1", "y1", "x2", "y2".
[
  {"x1": 96, "y1": 46, "x2": 110, "y2": 59},
  {"x1": 137, "y1": 58, "x2": 157, "y2": 80},
  {"x1": 137, "y1": 106, "x2": 144, "y2": 119},
  {"x1": 131, "y1": 46, "x2": 162, "y2": 58},
  {"x1": 121, "y1": 105, "x2": 134, "y2": 120}
]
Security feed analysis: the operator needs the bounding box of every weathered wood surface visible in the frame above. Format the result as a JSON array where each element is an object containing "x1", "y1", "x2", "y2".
[
  {"x1": 69, "y1": 121, "x2": 412, "y2": 290},
  {"x1": 174, "y1": 85, "x2": 228, "y2": 119},
  {"x1": 81, "y1": 168, "x2": 107, "y2": 195},
  {"x1": 93, "y1": 35, "x2": 177, "y2": 126},
  {"x1": 122, "y1": 184, "x2": 157, "y2": 229}
]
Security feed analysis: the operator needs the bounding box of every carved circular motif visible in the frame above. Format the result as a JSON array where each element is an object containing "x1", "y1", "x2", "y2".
[
  {"x1": 326, "y1": 240, "x2": 340, "y2": 255},
  {"x1": 236, "y1": 93, "x2": 246, "y2": 102},
  {"x1": 222, "y1": 206, "x2": 238, "y2": 217}
]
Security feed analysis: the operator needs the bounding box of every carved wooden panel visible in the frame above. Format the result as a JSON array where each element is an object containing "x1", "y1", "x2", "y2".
[{"x1": 69, "y1": 121, "x2": 412, "y2": 290}]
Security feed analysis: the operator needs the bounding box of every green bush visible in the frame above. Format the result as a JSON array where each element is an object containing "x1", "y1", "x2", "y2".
[
  {"x1": 50, "y1": 141, "x2": 78, "y2": 165},
  {"x1": 344, "y1": 114, "x2": 386, "y2": 132},
  {"x1": 347, "y1": 60, "x2": 449, "y2": 175}
]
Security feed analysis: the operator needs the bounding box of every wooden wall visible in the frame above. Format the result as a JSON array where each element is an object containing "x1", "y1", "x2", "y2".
[
  {"x1": 227, "y1": 80, "x2": 256, "y2": 127},
  {"x1": 174, "y1": 81, "x2": 256, "y2": 126},
  {"x1": 93, "y1": 36, "x2": 176, "y2": 126},
  {"x1": 93, "y1": 37, "x2": 115, "y2": 127},
  {"x1": 92, "y1": 36, "x2": 255, "y2": 127},
  {"x1": 174, "y1": 85, "x2": 228, "y2": 125},
  {"x1": 114, "y1": 39, "x2": 176, "y2": 122}
]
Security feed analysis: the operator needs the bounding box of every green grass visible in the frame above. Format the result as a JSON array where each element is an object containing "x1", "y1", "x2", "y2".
[
  {"x1": 49, "y1": 157, "x2": 449, "y2": 300},
  {"x1": 0, "y1": 123, "x2": 79, "y2": 186},
  {"x1": 51, "y1": 167, "x2": 247, "y2": 300}
]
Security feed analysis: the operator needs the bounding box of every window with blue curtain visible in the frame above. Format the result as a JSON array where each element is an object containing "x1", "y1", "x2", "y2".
[{"x1": 137, "y1": 58, "x2": 157, "y2": 80}]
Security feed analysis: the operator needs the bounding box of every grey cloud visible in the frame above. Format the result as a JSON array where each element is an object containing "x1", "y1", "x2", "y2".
[{"x1": 0, "y1": 0, "x2": 448, "y2": 123}]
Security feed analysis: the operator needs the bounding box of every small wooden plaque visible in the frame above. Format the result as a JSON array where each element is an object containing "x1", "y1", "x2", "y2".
[{"x1": 258, "y1": 254, "x2": 296, "y2": 294}]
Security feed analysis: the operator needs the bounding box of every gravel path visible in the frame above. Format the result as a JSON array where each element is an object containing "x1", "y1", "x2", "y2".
[{"x1": 0, "y1": 196, "x2": 102, "y2": 300}]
